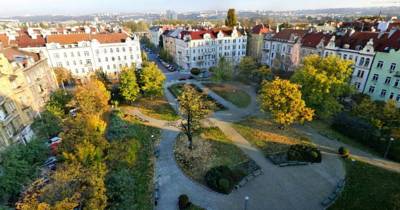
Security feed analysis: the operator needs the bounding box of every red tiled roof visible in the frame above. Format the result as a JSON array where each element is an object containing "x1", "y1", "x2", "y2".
[
  {"x1": 387, "y1": 22, "x2": 400, "y2": 32},
  {"x1": 272, "y1": 29, "x2": 308, "y2": 41},
  {"x1": 16, "y1": 30, "x2": 46, "y2": 48},
  {"x1": 46, "y1": 33, "x2": 128, "y2": 44},
  {"x1": 0, "y1": 34, "x2": 9, "y2": 47},
  {"x1": 375, "y1": 29, "x2": 400, "y2": 51},
  {"x1": 335, "y1": 31, "x2": 379, "y2": 50},
  {"x1": 301, "y1": 32, "x2": 332, "y2": 48},
  {"x1": 251, "y1": 24, "x2": 270, "y2": 34}
]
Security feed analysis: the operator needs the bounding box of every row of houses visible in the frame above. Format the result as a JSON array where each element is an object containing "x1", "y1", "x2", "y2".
[{"x1": 261, "y1": 27, "x2": 400, "y2": 105}]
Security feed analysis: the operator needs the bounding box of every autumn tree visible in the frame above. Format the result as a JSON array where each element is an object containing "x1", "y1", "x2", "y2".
[
  {"x1": 211, "y1": 57, "x2": 233, "y2": 82},
  {"x1": 75, "y1": 79, "x2": 110, "y2": 116},
  {"x1": 291, "y1": 55, "x2": 353, "y2": 118},
  {"x1": 254, "y1": 65, "x2": 274, "y2": 84},
  {"x1": 119, "y1": 67, "x2": 140, "y2": 104},
  {"x1": 95, "y1": 70, "x2": 111, "y2": 88},
  {"x1": 54, "y1": 67, "x2": 73, "y2": 89},
  {"x1": 238, "y1": 56, "x2": 258, "y2": 81},
  {"x1": 225, "y1": 8, "x2": 238, "y2": 27},
  {"x1": 178, "y1": 85, "x2": 213, "y2": 150},
  {"x1": 259, "y1": 78, "x2": 314, "y2": 128},
  {"x1": 140, "y1": 62, "x2": 166, "y2": 97},
  {"x1": 45, "y1": 89, "x2": 73, "y2": 119}
]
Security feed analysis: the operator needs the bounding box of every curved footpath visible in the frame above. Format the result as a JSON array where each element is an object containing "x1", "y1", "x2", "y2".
[{"x1": 126, "y1": 80, "x2": 346, "y2": 210}]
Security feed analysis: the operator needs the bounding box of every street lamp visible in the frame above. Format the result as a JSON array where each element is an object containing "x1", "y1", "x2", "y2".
[
  {"x1": 244, "y1": 196, "x2": 249, "y2": 210},
  {"x1": 384, "y1": 137, "x2": 395, "y2": 159}
]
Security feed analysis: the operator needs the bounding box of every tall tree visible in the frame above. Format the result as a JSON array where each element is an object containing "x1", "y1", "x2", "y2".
[
  {"x1": 75, "y1": 79, "x2": 110, "y2": 116},
  {"x1": 291, "y1": 55, "x2": 353, "y2": 118},
  {"x1": 258, "y1": 78, "x2": 314, "y2": 128},
  {"x1": 211, "y1": 57, "x2": 233, "y2": 82},
  {"x1": 54, "y1": 67, "x2": 72, "y2": 89},
  {"x1": 119, "y1": 67, "x2": 140, "y2": 104},
  {"x1": 140, "y1": 62, "x2": 166, "y2": 97},
  {"x1": 225, "y1": 8, "x2": 238, "y2": 27},
  {"x1": 254, "y1": 65, "x2": 274, "y2": 84},
  {"x1": 45, "y1": 89, "x2": 73, "y2": 119},
  {"x1": 178, "y1": 85, "x2": 212, "y2": 150},
  {"x1": 238, "y1": 56, "x2": 258, "y2": 81}
]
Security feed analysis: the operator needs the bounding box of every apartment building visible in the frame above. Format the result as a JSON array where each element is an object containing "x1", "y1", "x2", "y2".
[
  {"x1": 174, "y1": 27, "x2": 247, "y2": 70},
  {"x1": 247, "y1": 24, "x2": 271, "y2": 62},
  {"x1": 261, "y1": 29, "x2": 307, "y2": 71},
  {"x1": 24, "y1": 33, "x2": 142, "y2": 79},
  {"x1": 0, "y1": 48, "x2": 58, "y2": 149}
]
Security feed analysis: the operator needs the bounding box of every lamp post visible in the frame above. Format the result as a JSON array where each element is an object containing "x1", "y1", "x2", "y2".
[
  {"x1": 384, "y1": 137, "x2": 395, "y2": 159},
  {"x1": 244, "y1": 196, "x2": 249, "y2": 210}
]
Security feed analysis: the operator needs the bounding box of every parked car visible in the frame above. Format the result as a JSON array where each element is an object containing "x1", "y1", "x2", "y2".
[
  {"x1": 43, "y1": 156, "x2": 57, "y2": 166},
  {"x1": 69, "y1": 108, "x2": 79, "y2": 117},
  {"x1": 48, "y1": 137, "x2": 62, "y2": 145}
]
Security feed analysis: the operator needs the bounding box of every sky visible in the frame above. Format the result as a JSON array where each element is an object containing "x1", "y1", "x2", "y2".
[{"x1": 0, "y1": 0, "x2": 399, "y2": 16}]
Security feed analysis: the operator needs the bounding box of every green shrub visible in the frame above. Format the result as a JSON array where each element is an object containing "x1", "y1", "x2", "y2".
[
  {"x1": 204, "y1": 166, "x2": 235, "y2": 194},
  {"x1": 287, "y1": 144, "x2": 322, "y2": 163},
  {"x1": 190, "y1": 68, "x2": 201, "y2": 75},
  {"x1": 338, "y1": 146, "x2": 350, "y2": 158},
  {"x1": 178, "y1": 194, "x2": 190, "y2": 210}
]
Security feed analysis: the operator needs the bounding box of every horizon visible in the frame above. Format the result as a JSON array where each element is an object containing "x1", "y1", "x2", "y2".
[{"x1": 0, "y1": 0, "x2": 399, "y2": 17}]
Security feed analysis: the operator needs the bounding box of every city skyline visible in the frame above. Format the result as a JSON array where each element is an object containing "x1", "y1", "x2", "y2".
[{"x1": 0, "y1": 0, "x2": 399, "y2": 16}]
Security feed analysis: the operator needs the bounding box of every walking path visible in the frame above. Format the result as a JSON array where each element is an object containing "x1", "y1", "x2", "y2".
[{"x1": 126, "y1": 80, "x2": 346, "y2": 210}]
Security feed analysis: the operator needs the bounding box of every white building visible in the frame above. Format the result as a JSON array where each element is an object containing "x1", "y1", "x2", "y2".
[
  {"x1": 149, "y1": 26, "x2": 168, "y2": 47},
  {"x1": 23, "y1": 33, "x2": 142, "y2": 78},
  {"x1": 174, "y1": 27, "x2": 247, "y2": 70}
]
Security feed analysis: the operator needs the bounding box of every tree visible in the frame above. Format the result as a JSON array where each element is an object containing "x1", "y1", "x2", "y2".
[
  {"x1": 291, "y1": 55, "x2": 353, "y2": 118},
  {"x1": 141, "y1": 51, "x2": 148, "y2": 63},
  {"x1": 254, "y1": 65, "x2": 273, "y2": 84},
  {"x1": 54, "y1": 67, "x2": 72, "y2": 89},
  {"x1": 258, "y1": 78, "x2": 314, "y2": 128},
  {"x1": 211, "y1": 57, "x2": 233, "y2": 82},
  {"x1": 75, "y1": 79, "x2": 110, "y2": 116},
  {"x1": 225, "y1": 8, "x2": 237, "y2": 27},
  {"x1": 238, "y1": 56, "x2": 258, "y2": 81},
  {"x1": 45, "y1": 90, "x2": 73, "y2": 119},
  {"x1": 119, "y1": 67, "x2": 140, "y2": 103},
  {"x1": 31, "y1": 111, "x2": 62, "y2": 139},
  {"x1": 140, "y1": 62, "x2": 166, "y2": 97},
  {"x1": 178, "y1": 85, "x2": 212, "y2": 150},
  {"x1": 122, "y1": 21, "x2": 148, "y2": 33},
  {"x1": 95, "y1": 70, "x2": 111, "y2": 88}
]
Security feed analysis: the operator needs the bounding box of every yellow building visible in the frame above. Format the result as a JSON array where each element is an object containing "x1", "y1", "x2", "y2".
[{"x1": 0, "y1": 48, "x2": 58, "y2": 149}]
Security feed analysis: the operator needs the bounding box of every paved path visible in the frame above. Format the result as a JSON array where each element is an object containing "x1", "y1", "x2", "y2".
[{"x1": 127, "y1": 79, "x2": 346, "y2": 210}]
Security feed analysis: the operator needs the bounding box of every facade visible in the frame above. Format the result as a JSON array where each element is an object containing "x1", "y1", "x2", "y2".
[
  {"x1": 23, "y1": 33, "x2": 142, "y2": 79},
  {"x1": 364, "y1": 49, "x2": 400, "y2": 105},
  {"x1": 247, "y1": 24, "x2": 270, "y2": 63},
  {"x1": 174, "y1": 27, "x2": 247, "y2": 70},
  {"x1": 262, "y1": 29, "x2": 307, "y2": 71},
  {"x1": 0, "y1": 48, "x2": 58, "y2": 149},
  {"x1": 149, "y1": 26, "x2": 174, "y2": 47},
  {"x1": 162, "y1": 28, "x2": 183, "y2": 63}
]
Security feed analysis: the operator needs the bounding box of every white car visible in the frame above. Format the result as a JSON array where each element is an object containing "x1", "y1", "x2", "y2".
[{"x1": 48, "y1": 137, "x2": 62, "y2": 145}]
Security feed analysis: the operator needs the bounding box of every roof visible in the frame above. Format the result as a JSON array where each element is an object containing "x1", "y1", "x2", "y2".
[
  {"x1": 46, "y1": 33, "x2": 128, "y2": 45},
  {"x1": 301, "y1": 32, "x2": 332, "y2": 48},
  {"x1": 251, "y1": 24, "x2": 270, "y2": 34},
  {"x1": 272, "y1": 29, "x2": 308, "y2": 41},
  {"x1": 335, "y1": 31, "x2": 379, "y2": 50},
  {"x1": 0, "y1": 34, "x2": 9, "y2": 47},
  {"x1": 375, "y1": 29, "x2": 400, "y2": 52},
  {"x1": 180, "y1": 27, "x2": 243, "y2": 40},
  {"x1": 16, "y1": 30, "x2": 46, "y2": 48},
  {"x1": 1, "y1": 47, "x2": 40, "y2": 63}
]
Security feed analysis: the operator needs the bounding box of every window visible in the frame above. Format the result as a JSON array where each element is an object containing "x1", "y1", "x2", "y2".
[
  {"x1": 368, "y1": 86, "x2": 375, "y2": 93},
  {"x1": 365, "y1": 58, "x2": 370, "y2": 67},
  {"x1": 394, "y1": 79, "x2": 399, "y2": 87},
  {"x1": 380, "y1": 89, "x2": 387, "y2": 97},
  {"x1": 343, "y1": 54, "x2": 348, "y2": 60},
  {"x1": 372, "y1": 74, "x2": 379, "y2": 81},
  {"x1": 397, "y1": 94, "x2": 400, "y2": 102},
  {"x1": 385, "y1": 77, "x2": 391, "y2": 85},
  {"x1": 64, "y1": 52, "x2": 67, "y2": 58},
  {"x1": 359, "y1": 57, "x2": 364, "y2": 66},
  {"x1": 354, "y1": 82, "x2": 361, "y2": 89},
  {"x1": 84, "y1": 51, "x2": 89, "y2": 56},
  {"x1": 357, "y1": 70, "x2": 365, "y2": 78},
  {"x1": 104, "y1": 49, "x2": 107, "y2": 53},
  {"x1": 390, "y1": 63, "x2": 396, "y2": 72},
  {"x1": 116, "y1": 48, "x2": 120, "y2": 53},
  {"x1": 96, "y1": 49, "x2": 99, "y2": 54},
  {"x1": 110, "y1": 48, "x2": 113, "y2": 53},
  {"x1": 71, "y1": 52, "x2": 75, "y2": 57},
  {"x1": 389, "y1": 92, "x2": 394, "y2": 99},
  {"x1": 98, "y1": 58, "x2": 101, "y2": 62},
  {"x1": 105, "y1": 57, "x2": 108, "y2": 62},
  {"x1": 86, "y1": 59, "x2": 92, "y2": 65},
  {"x1": 377, "y1": 61, "x2": 384, "y2": 69}
]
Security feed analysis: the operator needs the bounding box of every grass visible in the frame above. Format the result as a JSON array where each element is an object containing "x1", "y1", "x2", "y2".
[
  {"x1": 174, "y1": 127, "x2": 249, "y2": 184},
  {"x1": 106, "y1": 110, "x2": 161, "y2": 210},
  {"x1": 203, "y1": 83, "x2": 251, "y2": 108},
  {"x1": 233, "y1": 116, "x2": 311, "y2": 155},
  {"x1": 329, "y1": 159, "x2": 400, "y2": 210},
  {"x1": 131, "y1": 96, "x2": 179, "y2": 121},
  {"x1": 168, "y1": 83, "x2": 226, "y2": 111},
  {"x1": 308, "y1": 119, "x2": 380, "y2": 156}
]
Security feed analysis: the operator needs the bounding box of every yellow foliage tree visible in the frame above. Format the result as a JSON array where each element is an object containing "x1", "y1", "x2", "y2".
[
  {"x1": 259, "y1": 78, "x2": 314, "y2": 128},
  {"x1": 74, "y1": 79, "x2": 110, "y2": 116}
]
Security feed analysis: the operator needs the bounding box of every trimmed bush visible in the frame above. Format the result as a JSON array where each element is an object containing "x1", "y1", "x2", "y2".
[
  {"x1": 204, "y1": 166, "x2": 235, "y2": 194},
  {"x1": 338, "y1": 146, "x2": 350, "y2": 158},
  {"x1": 287, "y1": 144, "x2": 322, "y2": 163},
  {"x1": 178, "y1": 194, "x2": 190, "y2": 210},
  {"x1": 190, "y1": 68, "x2": 201, "y2": 76}
]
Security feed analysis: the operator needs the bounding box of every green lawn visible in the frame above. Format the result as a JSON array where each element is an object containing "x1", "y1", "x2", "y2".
[
  {"x1": 203, "y1": 83, "x2": 251, "y2": 108},
  {"x1": 233, "y1": 116, "x2": 311, "y2": 155},
  {"x1": 132, "y1": 96, "x2": 179, "y2": 121},
  {"x1": 308, "y1": 120, "x2": 380, "y2": 156},
  {"x1": 174, "y1": 127, "x2": 249, "y2": 184},
  {"x1": 106, "y1": 110, "x2": 161, "y2": 210},
  {"x1": 168, "y1": 83, "x2": 225, "y2": 111},
  {"x1": 329, "y1": 159, "x2": 400, "y2": 210}
]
